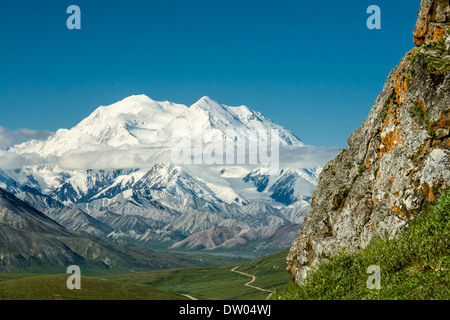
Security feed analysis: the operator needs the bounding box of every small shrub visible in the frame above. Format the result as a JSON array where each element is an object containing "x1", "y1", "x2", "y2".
[
  {"x1": 408, "y1": 102, "x2": 436, "y2": 138},
  {"x1": 380, "y1": 93, "x2": 394, "y2": 119},
  {"x1": 409, "y1": 102, "x2": 426, "y2": 120},
  {"x1": 406, "y1": 76, "x2": 411, "y2": 88},
  {"x1": 424, "y1": 56, "x2": 450, "y2": 75},
  {"x1": 374, "y1": 166, "x2": 380, "y2": 179}
]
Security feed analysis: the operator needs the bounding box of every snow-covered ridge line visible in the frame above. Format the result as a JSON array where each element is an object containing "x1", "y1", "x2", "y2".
[{"x1": 11, "y1": 95, "x2": 303, "y2": 160}]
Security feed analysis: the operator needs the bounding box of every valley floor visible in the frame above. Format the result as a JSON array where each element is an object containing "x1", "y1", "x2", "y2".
[{"x1": 0, "y1": 249, "x2": 291, "y2": 300}]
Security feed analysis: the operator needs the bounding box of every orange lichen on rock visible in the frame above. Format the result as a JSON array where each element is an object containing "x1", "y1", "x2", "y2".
[
  {"x1": 394, "y1": 72, "x2": 409, "y2": 105},
  {"x1": 377, "y1": 78, "x2": 406, "y2": 157},
  {"x1": 414, "y1": 0, "x2": 433, "y2": 46},
  {"x1": 415, "y1": 98, "x2": 428, "y2": 113},
  {"x1": 390, "y1": 176, "x2": 395, "y2": 186},
  {"x1": 364, "y1": 158, "x2": 371, "y2": 169},
  {"x1": 392, "y1": 205, "x2": 404, "y2": 218},
  {"x1": 421, "y1": 182, "x2": 437, "y2": 204},
  {"x1": 432, "y1": 27, "x2": 447, "y2": 41},
  {"x1": 380, "y1": 127, "x2": 403, "y2": 155}
]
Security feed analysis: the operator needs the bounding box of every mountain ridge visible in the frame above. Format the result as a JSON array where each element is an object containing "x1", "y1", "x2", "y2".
[
  {"x1": 1, "y1": 96, "x2": 329, "y2": 256},
  {"x1": 0, "y1": 187, "x2": 247, "y2": 273}
]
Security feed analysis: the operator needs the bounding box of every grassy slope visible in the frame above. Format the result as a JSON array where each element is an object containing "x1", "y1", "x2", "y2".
[
  {"x1": 273, "y1": 189, "x2": 450, "y2": 300},
  {"x1": 0, "y1": 249, "x2": 291, "y2": 300},
  {"x1": 1, "y1": 244, "x2": 249, "y2": 277},
  {"x1": 237, "y1": 248, "x2": 292, "y2": 291},
  {"x1": 106, "y1": 248, "x2": 292, "y2": 300},
  {"x1": 0, "y1": 274, "x2": 186, "y2": 300}
]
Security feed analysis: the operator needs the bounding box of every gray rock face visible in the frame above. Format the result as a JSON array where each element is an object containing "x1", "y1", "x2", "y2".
[{"x1": 287, "y1": 1, "x2": 450, "y2": 283}]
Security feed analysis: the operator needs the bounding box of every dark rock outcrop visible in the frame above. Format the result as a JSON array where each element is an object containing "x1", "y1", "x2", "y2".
[{"x1": 287, "y1": 0, "x2": 450, "y2": 283}]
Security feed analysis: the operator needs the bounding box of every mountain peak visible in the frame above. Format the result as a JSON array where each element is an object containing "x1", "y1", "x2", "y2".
[
  {"x1": 96, "y1": 95, "x2": 160, "y2": 116},
  {"x1": 191, "y1": 96, "x2": 225, "y2": 112},
  {"x1": 121, "y1": 94, "x2": 154, "y2": 103},
  {"x1": 197, "y1": 96, "x2": 217, "y2": 104}
]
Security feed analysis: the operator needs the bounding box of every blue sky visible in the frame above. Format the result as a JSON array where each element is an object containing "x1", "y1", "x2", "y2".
[{"x1": 0, "y1": 0, "x2": 420, "y2": 147}]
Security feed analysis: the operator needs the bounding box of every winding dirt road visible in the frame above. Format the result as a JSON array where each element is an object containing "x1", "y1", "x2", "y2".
[
  {"x1": 181, "y1": 266, "x2": 275, "y2": 300},
  {"x1": 231, "y1": 266, "x2": 274, "y2": 300}
]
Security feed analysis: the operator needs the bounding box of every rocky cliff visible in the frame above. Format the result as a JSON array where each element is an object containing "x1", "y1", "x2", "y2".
[
  {"x1": 414, "y1": 0, "x2": 450, "y2": 46},
  {"x1": 287, "y1": 0, "x2": 450, "y2": 283}
]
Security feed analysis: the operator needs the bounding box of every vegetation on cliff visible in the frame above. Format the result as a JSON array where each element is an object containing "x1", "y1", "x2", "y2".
[{"x1": 274, "y1": 189, "x2": 449, "y2": 300}]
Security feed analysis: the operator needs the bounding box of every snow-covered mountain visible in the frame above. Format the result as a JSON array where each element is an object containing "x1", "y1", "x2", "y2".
[
  {"x1": 12, "y1": 95, "x2": 187, "y2": 156},
  {"x1": 12, "y1": 95, "x2": 303, "y2": 160},
  {"x1": 161, "y1": 96, "x2": 304, "y2": 147},
  {"x1": 1, "y1": 95, "x2": 334, "y2": 256}
]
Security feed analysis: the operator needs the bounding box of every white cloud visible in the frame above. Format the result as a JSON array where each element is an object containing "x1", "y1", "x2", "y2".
[
  {"x1": 0, "y1": 126, "x2": 53, "y2": 169},
  {"x1": 278, "y1": 145, "x2": 339, "y2": 169},
  {"x1": 0, "y1": 150, "x2": 45, "y2": 170},
  {"x1": 0, "y1": 143, "x2": 339, "y2": 172},
  {"x1": 57, "y1": 145, "x2": 173, "y2": 170},
  {"x1": 0, "y1": 123, "x2": 339, "y2": 173},
  {"x1": 0, "y1": 126, "x2": 52, "y2": 149}
]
